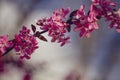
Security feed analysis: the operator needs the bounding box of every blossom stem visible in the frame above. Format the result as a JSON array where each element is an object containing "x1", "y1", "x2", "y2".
[
  {"x1": 2, "y1": 39, "x2": 16, "y2": 57},
  {"x1": 34, "y1": 30, "x2": 48, "y2": 37},
  {"x1": 2, "y1": 45, "x2": 14, "y2": 56},
  {"x1": 39, "y1": 30, "x2": 48, "y2": 34}
]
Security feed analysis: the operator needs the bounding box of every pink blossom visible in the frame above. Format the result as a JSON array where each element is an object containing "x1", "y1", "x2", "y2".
[
  {"x1": 74, "y1": 5, "x2": 89, "y2": 37},
  {"x1": 91, "y1": 0, "x2": 116, "y2": 16},
  {"x1": 103, "y1": 7, "x2": 120, "y2": 33},
  {"x1": 109, "y1": 16, "x2": 120, "y2": 33},
  {"x1": 0, "y1": 35, "x2": 11, "y2": 55},
  {"x1": 14, "y1": 26, "x2": 38, "y2": 59},
  {"x1": 92, "y1": 0, "x2": 116, "y2": 7},
  {"x1": 75, "y1": 5, "x2": 85, "y2": 19},
  {"x1": 58, "y1": 37, "x2": 70, "y2": 46},
  {"x1": 89, "y1": 5, "x2": 99, "y2": 29},
  {"x1": 73, "y1": 5, "x2": 98, "y2": 37},
  {"x1": 91, "y1": 0, "x2": 120, "y2": 33},
  {"x1": 37, "y1": 8, "x2": 70, "y2": 46},
  {"x1": 52, "y1": 8, "x2": 69, "y2": 21}
]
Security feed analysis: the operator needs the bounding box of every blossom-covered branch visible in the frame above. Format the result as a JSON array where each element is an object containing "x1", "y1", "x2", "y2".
[{"x1": 0, "y1": 0, "x2": 120, "y2": 59}]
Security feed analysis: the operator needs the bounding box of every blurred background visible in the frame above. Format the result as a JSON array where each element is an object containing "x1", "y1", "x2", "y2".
[{"x1": 0, "y1": 0, "x2": 120, "y2": 80}]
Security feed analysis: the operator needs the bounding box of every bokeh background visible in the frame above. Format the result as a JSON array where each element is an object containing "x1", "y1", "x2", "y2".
[{"x1": 0, "y1": 0, "x2": 120, "y2": 80}]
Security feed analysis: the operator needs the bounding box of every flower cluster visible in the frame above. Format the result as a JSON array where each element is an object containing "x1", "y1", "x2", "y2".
[
  {"x1": 0, "y1": 35, "x2": 11, "y2": 56},
  {"x1": 107, "y1": 11, "x2": 120, "y2": 33},
  {"x1": 91, "y1": 0, "x2": 116, "y2": 12},
  {"x1": 91, "y1": 0, "x2": 120, "y2": 32},
  {"x1": 37, "y1": 8, "x2": 70, "y2": 46},
  {"x1": 72, "y1": 0, "x2": 120, "y2": 37},
  {"x1": 14, "y1": 26, "x2": 38, "y2": 59},
  {"x1": 91, "y1": 0, "x2": 116, "y2": 17},
  {"x1": 73, "y1": 5, "x2": 99, "y2": 37}
]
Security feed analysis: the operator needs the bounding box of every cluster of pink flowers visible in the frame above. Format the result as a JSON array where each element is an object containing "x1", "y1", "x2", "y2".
[
  {"x1": 73, "y1": 0, "x2": 118, "y2": 37},
  {"x1": 37, "y1": 8, "x2": 70, "y2": 46},
  {"x1": 0, "y1": 35, "x2": 12, "y2": 56},
  {"x1": 91, "y1": 0, "x2": 116, "y2": 12},
  {"x1": 14, "y1": 26, "x2": 38, "y2": 59},
  {"x1": 90, "y1": 0, "x2": 120, "y2": 32},
  {"x1": 108, "y1": 11, "x2": 120, "y2": 33},
  {"x1": 0, "y1": 0, "x2": 120, "y2": 59},
  {"x1": 0, "y1": 26, "x2": 38, "y2": 59},
  {"x1": 73, "y1": 5, "x2": 99, "y2": 37}
]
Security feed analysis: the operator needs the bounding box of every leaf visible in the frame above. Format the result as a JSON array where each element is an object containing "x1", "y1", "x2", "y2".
[
  {"x1": 31, "y1": 24, "x2": 36, "y2": 33},
  {"x1": 69, "y1": 10, "x2": 78, "y2": 18},
  {"x1": 66, "y1": 24, "x2": 71, "y2": 32},
  {"x1": 66, "y1": 19, "x2": 73, "y2": 24},
  {"x1": 38, "y1": 35, "x2": 48, "y2": 42}
]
